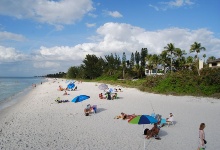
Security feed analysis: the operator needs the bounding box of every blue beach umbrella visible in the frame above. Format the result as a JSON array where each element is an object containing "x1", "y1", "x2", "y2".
[
  {"x1": 128, "y1": 115, "x2": 158, "y2": 150},
  {"x1": 71, "y1": 95, "x2": 90, "y2": 103},
  {"x1": 67, "y1": 83, "x2": 75, "y2": 90}
]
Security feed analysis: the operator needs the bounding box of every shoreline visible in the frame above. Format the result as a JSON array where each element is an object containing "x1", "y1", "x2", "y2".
[
  {"x1": 0, "y1": 77, "x2": 47, "y2": 112},
  {"x1": 0, "y1": 86, "x2": 33, "y2": 112},
  {"x1": 0, "y1": 79, "x2": 219, "y2": 150}
]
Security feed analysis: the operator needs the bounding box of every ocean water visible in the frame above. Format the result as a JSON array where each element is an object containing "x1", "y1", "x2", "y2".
[{"x1": 0, "y1": 77, "x2": 46, "y2": 111}]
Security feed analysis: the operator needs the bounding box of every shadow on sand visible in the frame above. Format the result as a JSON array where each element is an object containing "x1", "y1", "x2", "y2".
[{"x1": 96, "y1": 108, "x2": 107, "y2": 113}]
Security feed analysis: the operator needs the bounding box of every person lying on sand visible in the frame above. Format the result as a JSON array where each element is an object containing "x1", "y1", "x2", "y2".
[
  {"x1": 55, "y1": 97, "x2": 69, "y2": 103},
  {"x1": 114, "y1": 112, "x2": 136, "y2": 120}
]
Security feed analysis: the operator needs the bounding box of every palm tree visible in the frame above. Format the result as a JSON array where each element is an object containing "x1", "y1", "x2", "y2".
[
  {"x1": 207, "y1": 56, "x2": 216, "y2": 62},
  {"x1": 186, "y1": 56, "x2": 194, "y2": 70},
  {"x1": 145, "y1": 54, "x2": 153, "y2": 75},
  {"x1": 203, "y1": 54, "x2": 206, "y2": 63},
  {"x1": 190, "y1": 42, "x2": 206, "y2": 58},
  {"x1": 164, "y1": 43, "x2": 176, "y2": 72},
  {"x1": 160, "y1": 50, "x2": 169, "y2": 74},
  {"x1": 151, "y1": 54, "x2": 160, "y2": 74},
  {"x1": 175, "y1": 48, "x2": 187, "y2": 70},
  {"x1": 132, "y1": 64, "x2": 141, "y2": 77},
  {"x1": 190, "y1": 42, "x2": 206, "y2": 75}
]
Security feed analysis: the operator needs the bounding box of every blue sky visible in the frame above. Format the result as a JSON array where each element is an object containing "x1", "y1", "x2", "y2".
[{"x1": 0, "y1": 0, "x2": 219, "y2": 77}]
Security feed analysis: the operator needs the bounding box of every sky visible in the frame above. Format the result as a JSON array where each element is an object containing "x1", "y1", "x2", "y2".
[{"x1": 0, "y1": 0, "x2": 220, "y2": 77}]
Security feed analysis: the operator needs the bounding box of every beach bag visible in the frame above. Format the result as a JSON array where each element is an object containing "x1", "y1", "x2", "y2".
[
  {"x1": 204, "y1": 139, "x2": 207, "y2": 144},
  {"x1": 144, "y1": 128, "x2": 149, "y2": 135}
]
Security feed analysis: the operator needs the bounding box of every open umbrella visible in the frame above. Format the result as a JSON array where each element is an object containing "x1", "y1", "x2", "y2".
[
  {"x1": 128, "y1": 115, "x2": 158, "y2": 150},
  {"x1": 98, "y1": 83, "x2": 108, "y2": 90},
  {"x1": 71, "y1": 95, "x2": 90, "y2": 103},
  {"x1": 67, "y1": 82, "x2": 75, "y2": 90}
]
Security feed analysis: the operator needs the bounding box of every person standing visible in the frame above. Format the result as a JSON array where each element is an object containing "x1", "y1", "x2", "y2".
[{"x1": 198, "y1": 123, "x2": 206, "y2": 150}]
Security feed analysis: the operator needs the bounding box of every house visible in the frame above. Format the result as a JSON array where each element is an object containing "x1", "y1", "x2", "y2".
[
  {"x1": 145, "y1": 65, "x2": 164, "y2": 76},
  {"x1": 207, "y1": 58, "x2": 220, "y2": 68}
]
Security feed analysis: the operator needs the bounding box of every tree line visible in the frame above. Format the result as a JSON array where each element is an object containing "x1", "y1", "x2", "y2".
[{"x1": 46, "y1": 42, "x2": 217, "y2": 79}]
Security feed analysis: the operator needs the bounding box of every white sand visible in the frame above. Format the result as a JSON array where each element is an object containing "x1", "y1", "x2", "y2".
[{"x1": 0, "y1": 79, "x2": 219, "y2": 150}]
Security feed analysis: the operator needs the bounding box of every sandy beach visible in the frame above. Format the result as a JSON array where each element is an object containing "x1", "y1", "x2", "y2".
[{"x1": 0, "y1": 78, "x2": 219, "y2": 150}]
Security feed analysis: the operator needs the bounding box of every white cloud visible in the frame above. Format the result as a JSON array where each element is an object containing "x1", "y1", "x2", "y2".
[
  {"x1": 1, "y1": 22, "x2": 220, "y2": 76},
  {"x1": 166, "y1": 0, "x2": 194, "y2": 7},
  {"x1": 0, "y1": 0, "x2": 94, "y2": 26},
  {"x1": 33, "y1": 22, "x2": 220, "y2": 60},
  {"x1": 150, "y1": 0, "x2": 195, "y2": 10},
  {"x1": 1, "y1": 22, "x2": 220, "y2": 64},
  {"x1": 0, "y1": 46, "x2": 28, "y2": 62},
  {"x1": 33, "y1": 61, "x2": 60, "y2": 68},
  {"x1": 0, "y1": 31, "x2": 26, "y2": 41},
  {"x1": 93, "y1": 23, "x2": 220, "y2": 57},
  {"x1": 149, "y1": 4, "x2": 160, "y2": 11},
  {"x1": 86, "y1": 23, "x2": 96, "y2": 27},
  {"x1": 107, "y1": 11, "x2": 123, "y2": 18},
  {"x1": 88, "y1": 13, "x2": 97, "y2": 18}
]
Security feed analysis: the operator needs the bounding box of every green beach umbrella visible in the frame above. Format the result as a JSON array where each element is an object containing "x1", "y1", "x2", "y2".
[{"x1": 128, "y1": 115, "x2": 158, "y2": 150}]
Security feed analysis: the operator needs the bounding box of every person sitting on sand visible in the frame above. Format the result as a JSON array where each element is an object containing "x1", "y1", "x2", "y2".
[
  {"x1": 112, "y1": 93, "x2": 118, "y2": 100},
  {"x1": 63, "y1": 91, "x2": 68, "y2": 95},
  {"x1": 146, "y1": 123, "x2": 160, "y2": 139},
  {"x1": 166, "y1": 113, "x2": 173, "y2": 120},
  {"x1": 84, "y1": 104, "x2": 93, "y2": 116},
  {"x1": 106, "y1": 92, "x2": 112, "y2": 100},
  {"x1": 166, "y1": 113, "x2": 174, "y2": 123},
  {"x1": 58, "y1": 85, "x2": 65, "y2": 91},
  {"x1": 99, "y1": 93, "x2": 104, "y2": 99},
  {"x1": 166, "y1": 113, "x2": 173, "y2": 121}
]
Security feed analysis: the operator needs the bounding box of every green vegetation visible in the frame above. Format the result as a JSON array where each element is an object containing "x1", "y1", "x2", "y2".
[
  {"x1": 46, "y1": 42, "x2": 220, "y2": 99},
  {"x1": 93, "y1": 68, "x2": 220, "y2": 99}
]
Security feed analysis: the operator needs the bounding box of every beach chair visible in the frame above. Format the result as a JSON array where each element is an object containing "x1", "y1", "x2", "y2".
[
  {"x1": 151, "y1": 113, "x2": 156, "y2": 118},
  {"x1": 160, "y1": 116, "x2": 175, "y2": 127},
  {"x1": 92, "y1": 105, "x2": 97, "y2": 114},
  {"x1": 167, "y1": 121, "x2": 175, "y2": 127},
  {"x1": 159, "y1": 118, "x2": 166, "y2": 127}
]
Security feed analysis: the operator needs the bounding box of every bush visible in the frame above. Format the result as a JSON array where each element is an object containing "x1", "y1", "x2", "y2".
[{"x1": 93, "y1": 68, "x2": 220, "y2": 98}]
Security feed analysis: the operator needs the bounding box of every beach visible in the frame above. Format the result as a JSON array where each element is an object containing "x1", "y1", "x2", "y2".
[{"x1": 0, "y1": 78, "x2": 219, "y2": 150}]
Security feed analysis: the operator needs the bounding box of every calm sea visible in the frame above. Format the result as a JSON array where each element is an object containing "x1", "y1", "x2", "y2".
[{"x1": 0, "y1": 77, "x2": 46, "y2": 111}]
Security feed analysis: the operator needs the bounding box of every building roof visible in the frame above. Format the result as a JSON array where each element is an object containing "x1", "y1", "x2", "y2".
[{"x1": 207, "y1": 58, "x2": 220, "y2": 63}]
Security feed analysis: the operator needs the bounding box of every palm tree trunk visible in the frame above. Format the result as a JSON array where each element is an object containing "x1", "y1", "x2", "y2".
[
  {"x1": 171, "y1": 53, "x2": 172, "y2": 73},
  {"x1": 196, "y1": 59, "x2": 200, "y2": 76}
]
